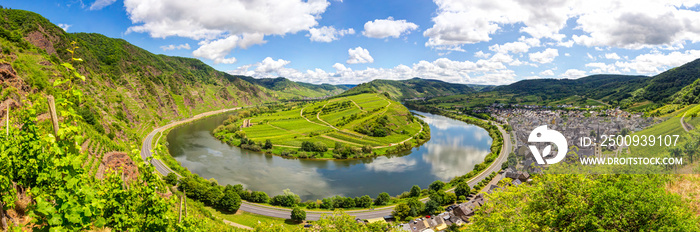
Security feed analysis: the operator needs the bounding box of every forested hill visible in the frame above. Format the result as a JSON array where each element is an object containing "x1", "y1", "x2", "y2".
[
  {"x1": 494, "y1": 74, "x2": 650, "y2": 103},
  {"x1": 341, "y1": 78, "x2": 474, "y2": 101},
  {"x1": 494, "y1": 58, "x2": 700, "y2": 105},
  {"x1": 232, "y1": 75, "x2": 349, "y2": 99},
  {"x1": 0, "y1": 9, "x2": 342, "y2": 145}
]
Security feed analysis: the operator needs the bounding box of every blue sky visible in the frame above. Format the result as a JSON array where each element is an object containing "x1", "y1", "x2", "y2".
[{"x1": 5, "y1": 0, "x2": 700, "y2": 85}]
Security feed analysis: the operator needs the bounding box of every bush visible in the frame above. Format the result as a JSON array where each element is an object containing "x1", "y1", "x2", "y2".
[
  {"x1": 218, "y1": 190, "x2": 242, "y2": 213},
  {"x1": 409, "y1": 185, "x2": 421, "y2": 198},
  {"x1": 301, "y1": 141, "x2": 328, "y2": 152},
  {"x1": 375, "y1": 192, "x2": 391, "y2": 206},
  {"x1": 291, "y1": 207, "x2": 306, "y2": 222},
  {"x1": 164, "y1": 172, "x2": 178, "y2": 186},
  {"x1": 429, "y1": 180, "x2": 445, "y2": 192}
]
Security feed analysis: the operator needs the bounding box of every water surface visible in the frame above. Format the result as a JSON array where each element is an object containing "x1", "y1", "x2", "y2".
[{"x1": 167, "y1": 111, "x2": 492, "y2": 200}]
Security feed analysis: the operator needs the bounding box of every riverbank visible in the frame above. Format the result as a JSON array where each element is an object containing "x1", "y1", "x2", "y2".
[{"x1": 142, "y1": 106, "x2": 512, "y2": 221}]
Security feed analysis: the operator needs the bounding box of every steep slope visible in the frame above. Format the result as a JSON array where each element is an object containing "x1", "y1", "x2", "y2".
[
  {"x1": 0, "y1": 9, "x2": 347, "y2": 148},
  {"x1": 494, "y1": 74, "x2": 650, "y2": 103},
  {"x1": 645, "y1": 58, "x2": 700, "y2": 102},
  {"x1": 342, "y1": 78, "x2": 474, "y2": 100}
]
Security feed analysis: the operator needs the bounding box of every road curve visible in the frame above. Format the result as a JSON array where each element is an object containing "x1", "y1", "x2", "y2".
[{"x1": 140, "y1": 108, "x2": 513, "y2": 221}]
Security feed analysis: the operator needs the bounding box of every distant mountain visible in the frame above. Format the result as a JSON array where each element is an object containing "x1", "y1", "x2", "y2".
[
  {"x1": 494, "y1": 75, "x2": 651, "y2": 103},
  {"x1": 232, "y1": 76, "x2": 348, "y2": 99},
  {"x1": 466, "y1": 84, "x2": 495, "y2": 92},
  {"x1": 342, "y1": 78, "x2": 474, "y2": 100}
]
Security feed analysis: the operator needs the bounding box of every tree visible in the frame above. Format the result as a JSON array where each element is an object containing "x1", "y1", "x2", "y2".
[
  {"x1": 218, "y1": 190, "x2": 242, "y2": 213},
  {"x1": 164, "y1": 172, "x2": 178, "y2": 186},
  {"x1": 392, "y1": 203, "x2": 411, "y2": 221},
  {"x1": 409, "y1": 185, "x2": 421, "y2": 198},
  {"x1": 455, "y1": 182, "x2": 471, "y2": 198},
  {"x1": 375, "y1": 192, "x2": 391, "y2": 205},
  {"x1": 429, "y1": 180, "x2": 445, "y2": 192},
  {"x1": 357, "y1": 195, "x2": 373, "y2": 208},
  {"x1": 250, "y1": 191, "x2": 269, "y2": 203},
  {"x1": 263, "y1": 139, "x2": 273, "y2": 149},
  {"x1": 270, "y1": 189, "x2": 301, "y2": 207},
  {"x1": 406, "y1": 198, "x2": 424, "y2": 217},
  {"x1": 291, "y1": 207, "x2": 306, "y2": 222},
  {"x1": 424, "y1": 200, "x2": 442, "y2": 215}
]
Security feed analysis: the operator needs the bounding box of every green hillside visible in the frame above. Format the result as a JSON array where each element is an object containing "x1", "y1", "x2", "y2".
[
  {"x1": 342, "y1": 78, "x2": 474, "y2": 101},
  {"x1": 233, "y1": 76, "x2": 348, "y2": 100},
  {"x1": 494, "y1": 74, "x2": 650, "y2": 103},
  {"x1": 644, "y1": 58, "x2": 700, "y2": 102},
  {"x1": 212, "y1": 93, "x2": 429, "y2": 159}
]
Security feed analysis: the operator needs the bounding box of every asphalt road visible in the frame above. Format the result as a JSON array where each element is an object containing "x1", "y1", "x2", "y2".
[{"x1": 140, "y1": 108, "x2": 514, "y2": 221}]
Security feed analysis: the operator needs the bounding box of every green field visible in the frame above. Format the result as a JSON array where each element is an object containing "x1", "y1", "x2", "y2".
[
  {"x1": 629, "y1": 105, "x2": 699, "y2": 158},
  {"x1": 214, "y1": 93, "x2": 429, "y2": 159}
]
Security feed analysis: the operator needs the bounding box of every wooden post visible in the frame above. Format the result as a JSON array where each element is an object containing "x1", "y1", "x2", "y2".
[
  {"x1": 5, "y1": 104, "x2": 8, "y2": 137},
  {"x1": 184, "y1": 189, "x2": 187, "y2": 218},
  {"x1": 178, "y1": 194, "x2": 183, "y2": 223},
  {"x1": 47, "y1": 96, "x2": 59, "y2": 136},
  {"x1": 0, "y1": 201, "x2": 7, "y2": 231}
]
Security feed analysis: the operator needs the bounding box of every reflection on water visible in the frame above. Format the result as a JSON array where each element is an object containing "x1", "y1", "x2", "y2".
[{"x1": 167, "y1": 111, "x2": 492, "y2": 200}]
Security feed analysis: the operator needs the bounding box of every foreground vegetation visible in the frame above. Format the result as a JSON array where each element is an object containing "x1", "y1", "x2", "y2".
[{"x1": 467, "y1": 173, "x2": 700, "y2": 231}]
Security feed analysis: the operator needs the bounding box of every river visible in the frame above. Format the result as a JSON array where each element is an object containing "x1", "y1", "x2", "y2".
[{"x1": 167, "y1": 111, "x2": 492, "y2": 200}]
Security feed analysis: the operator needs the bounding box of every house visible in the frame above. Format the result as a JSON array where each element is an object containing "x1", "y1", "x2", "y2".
[
  {"x1": 452, "y1": 204, "x2": 474, "y2": 222},
  {"x1": 487, "y1": 184, "x2": 501, "y2": 193},
  {"x1": 504, "y1": 170, "x2": 530, "y2": 182},
  {"x1": 512, "y1": 179, "x2": 522, "y2": 186},
  {"x1": 409, "y1": 218, "x2": 430, "y2": 232}
]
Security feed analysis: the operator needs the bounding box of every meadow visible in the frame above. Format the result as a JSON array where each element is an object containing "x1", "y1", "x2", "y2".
[{"x1": 214, "y1": 93, "x2": 428, "y2": 159}]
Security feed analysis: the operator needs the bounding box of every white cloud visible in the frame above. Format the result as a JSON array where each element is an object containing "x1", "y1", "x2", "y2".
[
  {"x1": 604, "y1": 53, "x2": 621, "y2": 60},
  {"x1": 57, "y1": 24, "x2": 71, "y2": 32},
  {"x1": 160, "y1": 43, "x2": 191, "y2": 51},
  {"x1": 346, "y1": 47, "x2": 374, "y2": 64},
  {"x1": 565, "y1": 53, "x2": 571, "y2": 56},
  {"x1": 424, "y1": 0, "x2": 572, "y2": 50},
  {"x1": 255, "y1": 57, "x2": 292, "y2": 73},
  {"x1": 586, "y1": 62, "x2": 620, "y2": 74},
  {"x1": 488, "y1": 41, "x2": 530, "y2": 54},
  {"x1": 557, "y1": 40, "x2": 574, "y2": 48},
  {"x1": 192, "y1": 33, "x2": 266, "y2": 64},
  {"x1": 229, "y1": 56, "x2": 518, "y2": 85},
  {"x1": 529, "y1": 48, "x2": 559, "y2": 64},
  {"x1": 362, "y1": 17, "x2": 419, "y2": 39},
  {"x1": 562, "y1": 69, "x2": 587, "y2": 79},
  {"x1": 614, "y1": 50, "x2": 700, "y2": 74},
  {"x1": 539, "y1": 69, "x2": 555, "y2": 76},
  {"x1": 587, "y1": 53, "x2": 596, "y2": 61},
  {"x1": 424, "y1": 0, "x2": 700, "y2": 51},
  {"x1": 474, "y1": 51, "x2": 491, "y2": 58},
  {"x1": 572, "y1": 1, "x2": 700, "y2": 49},
  {"x1": 308, "y1": 26, "x2": 355, "y2": 42},
  {"x1": 124, "y1": 0, "x2": 329, "y2": 63},
  {"x1": 89, "y1": 0, "x2": 116, "y2": 10}
]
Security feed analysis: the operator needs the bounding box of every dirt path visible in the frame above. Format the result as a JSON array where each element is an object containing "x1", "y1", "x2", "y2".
[
  {"x1": 299, "y1": 107, "x2": 330, "y2": 128},
  {"x1": 681, "y1": 112, "x2": 694, "y2": 132},
  {"x1": 316, "y1": 102, "x2": 340, "y2": 131},
  {"x1": 222, "y1": 219, "x2": 253, "y2": 230},
  {"x1": 349, "y1": 99, "x2": 367, "y2": 113}
]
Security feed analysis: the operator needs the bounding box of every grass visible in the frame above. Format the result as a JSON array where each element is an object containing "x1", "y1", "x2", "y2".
[
  {"x1": 229, "y1": 93, "x2": 425, "y2": 158},
  {"x1": 206, "y1": 207, "x2": 302, "y2": 230}
]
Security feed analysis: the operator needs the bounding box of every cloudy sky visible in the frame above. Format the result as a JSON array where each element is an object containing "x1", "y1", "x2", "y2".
[{"x1": 7, "y1": 0, "x2": 700, "y2": 85}]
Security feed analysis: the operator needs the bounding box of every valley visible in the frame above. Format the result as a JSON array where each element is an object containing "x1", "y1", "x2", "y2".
[{"x1": 0, "y1": 6, "x2": 699, "y2": 232}]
